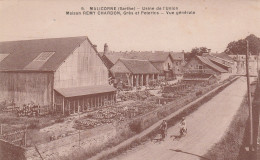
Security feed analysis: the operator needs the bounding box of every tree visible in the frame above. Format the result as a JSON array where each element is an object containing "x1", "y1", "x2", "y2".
[
  {"x1": 190, "y1": 47, "x2": 209, "y2": 57},
  {"x1": 184, "y1": 47, "x2": 210, "y2": 61},
  {"x1": 225, "y1": 34, "x2": 260, "y2": 55}
]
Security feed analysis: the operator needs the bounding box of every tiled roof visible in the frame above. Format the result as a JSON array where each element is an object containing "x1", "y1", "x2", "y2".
[
  {"x1": 101, "y1": 55, "x2": 114, "y2": 69},
  {"x1": 55, "y1": 85, "x2": 116, "y2": 98},
  {"x1": 206, "y1": 55, "x2": 232, "y2": 68},
  {"x1": 119, "y1": 58, "x2": 160, "y2": 74},
  {"x1": 104, "y1": 52, "x2": 171, "y2": 65},
  {"x1": 170, "y1": 52, "x2": 184, "y2": 60},
  {"x1": 210, "y1": 52, "x2": 234, "y2": 62},
  {"x1": 0, "y1": 36, "x2": 90, "y2": 71},
  {"x1": 197, "y1": 56, "x2": 228, "y2": 73}
]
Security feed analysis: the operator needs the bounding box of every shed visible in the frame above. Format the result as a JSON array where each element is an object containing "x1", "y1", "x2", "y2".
[
  {"x1": 110, "y1": 58, "x2": 160, "y2": 87},
  {"x1": 0, "y1": 36, "x2": 115, "y2": 114}
]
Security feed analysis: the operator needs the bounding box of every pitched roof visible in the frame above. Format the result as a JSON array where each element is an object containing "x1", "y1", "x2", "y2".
[
  {"x1": 196, "y1": 56, "x2": 228, "y2": 73},
  {"x1": 205, "y1": 55, "x2": 232, "y2": 68},
  {"x1": 210, "y1": 52, "x2": 234, "y2": 62},
  {"x1": 207, "y1": 57, "x2": 231, "y2": 68},
  {"x1": 118, "y1": 58, "x2": 160, "y2": 74},
  {"x1": 55, "y1": 85, "x2": 116, "y2": 98},
  {"x1": 101, "y1": 55, "x2": 114, "y2": 69},
  {"x1": 0, "y1": 36, "x2": 89, "y2": 71},
  {"x1": 170, "y1": 52, "x2": 184, "y2": 60},
  {"x1": 104, "y1": 52, "x2": 171, "y2": 65}
]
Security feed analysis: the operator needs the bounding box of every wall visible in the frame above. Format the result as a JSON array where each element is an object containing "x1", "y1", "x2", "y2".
[
  {"x1": 163, "y1": 56, "x2": 173, "y2": 70},
  {"x1": 219, "y1": 73, "x2": 232, "y2": 82},
  {"x1": 54, "y1": 40, "x2": 109, "y2": 89},
  {"x1": 185, "y1": 58, "x2": 218, "y2": 75},
  {"x1": 0, "y1": 72, "x2": 53, "y2": 106},
  {"x1": 172, "y1": 59, "x2": 183, "y2": 75}
]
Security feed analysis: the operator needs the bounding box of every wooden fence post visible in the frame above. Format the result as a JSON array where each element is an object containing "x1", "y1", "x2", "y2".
[
  {"x1": 0, "y1": 124, "x2": 2, "y2": 135},
  {"x1": 24, "y1": 126, "x2": 27, "y2": 147}
]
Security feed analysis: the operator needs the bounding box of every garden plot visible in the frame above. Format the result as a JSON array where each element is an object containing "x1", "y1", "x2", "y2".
[{"x1": 73, "y1": 101, "x2": 159, "y2": 130}]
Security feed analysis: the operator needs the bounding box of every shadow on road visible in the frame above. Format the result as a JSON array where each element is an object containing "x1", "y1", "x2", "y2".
[
  {"x1": 170, "y1": 134, "x2": 182, "y2": 141},
  {"x1": 169, "y1": 149, "x2": 211, "y2": 160}
]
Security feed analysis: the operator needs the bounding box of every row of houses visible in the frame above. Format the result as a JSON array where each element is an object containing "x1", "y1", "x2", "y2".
[
  {"x1": 100, "y1": 45, "x2": 185, "y2": 87},
  {"x1": 102, "y1": 44, "x2": 239, "y2": 85},
  {"x1": 0, "y1": 36, "x2": 257, "y2": 115}
]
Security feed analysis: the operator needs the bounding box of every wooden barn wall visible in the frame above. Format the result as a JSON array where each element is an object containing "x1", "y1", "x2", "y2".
[
  {"x1": 54, "y1": 40, "x2": 109, "y2": 89},
  {"x1": 0, "y1": 72, "x2": 53, "y2": 106}
]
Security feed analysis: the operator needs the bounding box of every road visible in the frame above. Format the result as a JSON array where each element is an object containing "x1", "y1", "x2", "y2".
[{"x1": 111, "y1": 77, "x2": 247, "y2": 160}]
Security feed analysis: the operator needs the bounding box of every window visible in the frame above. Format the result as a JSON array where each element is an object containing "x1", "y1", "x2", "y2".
[
  {"x1": 199, "y1": 65, "x2": 203, "y2": 69},
  {"x1": 0, "y1": 53, "x2": 10, "y2": 62},
  {"x1": 24, "y1": 52, "x2": 55, "y2": 70},
  {"x1": 34, "y1": 52, "x2": 55, "y2": 61},
  {"x1": 168, "y1": 63, "x2": 171, "y2": 70}
]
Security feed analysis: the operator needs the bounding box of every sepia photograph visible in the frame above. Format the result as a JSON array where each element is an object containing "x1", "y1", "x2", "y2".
[{"x1": 0, "y1": 0, "x2": 260, "y2": 159}]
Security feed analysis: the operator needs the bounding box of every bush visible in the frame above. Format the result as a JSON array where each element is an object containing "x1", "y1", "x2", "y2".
[{"x1": 129, "y1": 120, "x2": 142, "y2": 133}]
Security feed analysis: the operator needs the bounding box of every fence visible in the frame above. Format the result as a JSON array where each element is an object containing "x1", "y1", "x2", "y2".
[
  {"x1": 0, "y1": 125, "x2": 27, "y2": 147},
  {"x1": 1, "y1": 103, "x2": 51, "y2": 117}
]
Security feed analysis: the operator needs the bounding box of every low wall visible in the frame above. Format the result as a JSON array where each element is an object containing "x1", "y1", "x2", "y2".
[{"x1": 23, "y1": 77, "x2": 235, "y2": 160}]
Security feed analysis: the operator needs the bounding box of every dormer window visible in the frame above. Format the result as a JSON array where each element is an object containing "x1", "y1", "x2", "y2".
[
  {"x1": 34, "y1": 52, "x2": 55, "y2": 61},
  {"x1": 0, "y1": 53, "x2": 10, "y2": 62}
]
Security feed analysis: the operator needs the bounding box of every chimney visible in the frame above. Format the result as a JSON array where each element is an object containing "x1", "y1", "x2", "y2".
[
  {"x1": 104, "y1": 43, "x2": 109, "y2": 55},
  {"x1": 208, "y1": 49, "x2": 211, "y2": 53}
]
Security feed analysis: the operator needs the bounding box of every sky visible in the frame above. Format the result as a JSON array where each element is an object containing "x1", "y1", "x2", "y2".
[{"x1": 0, "y1": 0, "x2": 259, "y2": 53}]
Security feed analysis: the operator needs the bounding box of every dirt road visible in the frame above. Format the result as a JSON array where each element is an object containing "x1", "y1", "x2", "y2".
[{"x1": 111, "y1": 77, "x2": 247, "y2": 160}]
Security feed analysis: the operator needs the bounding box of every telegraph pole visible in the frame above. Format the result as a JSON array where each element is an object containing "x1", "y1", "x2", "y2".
[
  {"x1": 78, "y1": 106, "x2": 81, "y2": 147},
  {"x1": 257, "y1": 52, "x2": 259, "y2": 84},
  {"x1": 246, "y1": 40, "x2": 253, "y2": 151}
]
